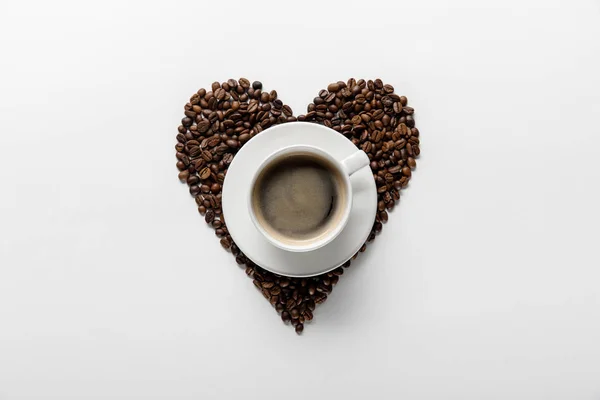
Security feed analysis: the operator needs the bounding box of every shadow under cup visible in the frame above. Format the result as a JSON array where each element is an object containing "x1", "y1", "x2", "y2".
[{"x1": 250, "y1": 150, "x2": 350, "y2": 251}]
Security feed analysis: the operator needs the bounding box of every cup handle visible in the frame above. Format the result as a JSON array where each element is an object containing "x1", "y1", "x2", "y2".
[{"x1": 341, "y1": 150, "x2": 370, "y2": 176}]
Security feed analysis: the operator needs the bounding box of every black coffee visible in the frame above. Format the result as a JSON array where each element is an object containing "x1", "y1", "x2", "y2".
[{"x1": 252, "y1": 154, "x2": 345, "y2": 243}]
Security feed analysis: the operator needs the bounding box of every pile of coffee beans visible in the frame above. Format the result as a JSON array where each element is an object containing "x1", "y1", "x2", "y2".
[{"x1": 175, "y1": 78, "x2": 419, "y2": 334}]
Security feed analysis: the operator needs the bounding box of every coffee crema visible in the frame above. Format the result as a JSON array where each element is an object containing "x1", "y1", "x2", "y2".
[{"x1": 251, "y1": 153, "x2": 347, "y2": 244}]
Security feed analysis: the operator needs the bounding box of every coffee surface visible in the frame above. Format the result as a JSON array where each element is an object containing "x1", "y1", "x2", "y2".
[{"x1": 253, "y1": 155, "x2": 342, "y2": 241}]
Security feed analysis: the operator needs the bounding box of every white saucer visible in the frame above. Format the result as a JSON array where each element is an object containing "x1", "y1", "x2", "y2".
[{"x1": 222, "y1": 122, "x2": 377, "y2": 277}]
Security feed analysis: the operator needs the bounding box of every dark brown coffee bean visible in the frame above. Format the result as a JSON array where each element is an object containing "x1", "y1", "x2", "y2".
[
  {"x1": 207, "y1": 136, "x2": 221, "y2": 148},
  {"x1": 252, "y1": 81, "x2": 262, "y2": 90},
  {"x1": 188, "y1": 146, "x2": 201, "y2": 158},
  {"x1": 324, "y1": 92, "x2": 336, "y2": 103},
  {"x1": 327, "y1": 82, "x2": 340, "y2": 92},
  {"x1": 281, "y1": 104, "x2": 293, "y2": 117},
  {"x1": 407, "y1": 157, "x2": 417, "y2": 169},
  {"x1": 402, "y1": 166, "x2": 411, "y2": 177},
  {"x1": 393, "y1": 102, "x2": 403, "y2": 113},
  {"x1": 239, "y1": 77, "x2": 250, "y2": 88},
  {"x1": 286, "y1": 298, "x2": 296, "y2": 310},
  {"x1": 380, "y1": 210, "x2": 389, "y2": 223},
  {"x1": 200, "y1": 150, "x2": 212, "y2": 162},
  {"x1": 197, "y1": 120, "x2": 210, "y2": 133},
  {"x1": 189, "y1": 185, "x2": 200, "y2": 196},
  {"x1": 213, "y1": 88, "x2": 225, "y2": 101},
  {"x1": 374, "y1": 221, "x2": 382, "y2": 233},
  {"x1": 295, "y1": 323, "x2": 304, "y2": 334},
  {"x1": 315, "y1": 293, "x2": 327, "y2": 304},
  {"x1": 281, "y1": 311, "x2": 291, "y2": 322},
  {"x1": 261, "y1": 281, "x2": 274, "y2": 289},
  {"x1": 260, "y1": 91, "x2": 270, "y2": 103},
  {"x1": 373, "y1": 130, "x2": 384, "y2": 143},
  {"x1": 205, "y1": 209, "x2": 215, "y2": 223},
  {"x1": 178, "y1": 170, "x2": 189, "y2": 181},
  {"x1": 199, "y1": 167, "x2": 211, "y2": 180},
  {"x1": 187, "y1": 175, "x2": 200, "y2": 186}
]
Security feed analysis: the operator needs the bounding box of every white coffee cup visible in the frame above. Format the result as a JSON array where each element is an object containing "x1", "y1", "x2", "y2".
[{"x1": 248, "y1": 144, "x2": 370, "y2": 252}]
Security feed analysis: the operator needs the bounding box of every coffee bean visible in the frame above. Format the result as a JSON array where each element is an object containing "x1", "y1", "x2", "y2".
[
  {"x1": 252, "y1": 81, "x2": 262, "y2": 90},
  {"x1": 178, "y1": 170, "x2": 189, "y2": 181},
  {"x1": 380, "y1": 210, "x2": 389, "y2": 222},
  {"x1": 200, "y1": 150, "x2": 212, "y2": 162},
  {"x1": 188, "y1": 146, "x2": 201, "y2": 158},
  {"x1": 393, "y1": 102, "x2": 403, "y2": 114},
  {"x1": 205, "y1": 209, "x2": 215, "y2": 223},
  {"x1": 189, "y1": 185, "x2": 200, "y2": 196},
  {"x1": 199, "y1": 167, "x2": 211, "y2": 180},
  {"x1": 295, "y1": 323, "x2": 304, "y2": 334},
  {"x1": 197, "y1": 120, "x2": 210, "y2": 133},
  {"x1": 407, "y1": 157, "x2": 417, "y2": 169},
  {"x1": 327, "y1": 82, "x2": 340, "y2": 92},
  {"x1": 207, "y1": 137, "x2": 220, "y2": 148},
  {"x1": 239, "y1": 78, "x2": 250, "y2": 88},
  {"x1": 187, "y1": 175, "x2": 200, "y2": 186},
  {"x1": 226, "y1": 139, "x2": 239, "y2": 149}
]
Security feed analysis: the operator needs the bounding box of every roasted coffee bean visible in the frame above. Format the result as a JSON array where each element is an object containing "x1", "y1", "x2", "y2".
[
  {"x1": 178, "y1": 170, "x2": 189, "y2": 181},
  {"x1": 239, "y1": 78, "x2": 250, "y2": 88},
  {"x1": 207, "y1": 137, "x2": 221, "y2": 147},
  {"x1": 197, "y1": 120, "x2": 211, "y2": 133},
  {"x1": 327, "y1": 82, "x2": 340, "y2": 92},
  {"x1": 189, "y1": 185, "x2": 200, "y2": 196},
  {"x1": 199, "y1": 167, "x2": 211, "y2": 180},
  {"x1": 226, "y1": 139, "x2": 239, "y2": 149},
  {"x1": 187, "y1": 175, "x2": 200, "y2": 186},
  {"x1": 282, "y1": 104, "x2": 293, "y2": 117},
  {"x1": 205, "y1": 209, "x2": 215, "y2": 223},
  {"x1": 380, "y1": 210, "x2": 389, "y2": 223},
  {"x1": 201, "y1": 150, "x2": 212, "y2": 162}
]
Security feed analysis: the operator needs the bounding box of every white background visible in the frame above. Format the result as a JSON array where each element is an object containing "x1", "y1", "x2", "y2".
[{"x1": 1, "y1": 0, "x2": 599, "y2": 399}]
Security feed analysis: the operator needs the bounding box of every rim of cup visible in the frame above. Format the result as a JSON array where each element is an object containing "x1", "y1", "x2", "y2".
[{"x1": 247, "y1": 144, "x2": 353, "y2": 253}]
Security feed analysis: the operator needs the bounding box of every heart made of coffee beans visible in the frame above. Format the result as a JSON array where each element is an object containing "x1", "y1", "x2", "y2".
[{"x1": 175, "y1": 78, "x2": 420, "y2": 334}]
